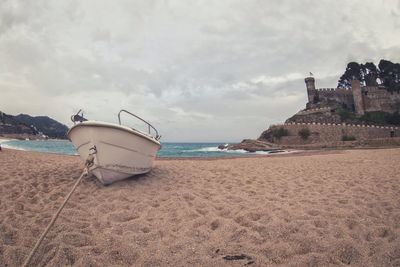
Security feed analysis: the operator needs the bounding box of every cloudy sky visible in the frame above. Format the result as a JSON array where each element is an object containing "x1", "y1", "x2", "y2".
[{"x1": 1, "y1": 0, "x2": 400, "y2": 142}]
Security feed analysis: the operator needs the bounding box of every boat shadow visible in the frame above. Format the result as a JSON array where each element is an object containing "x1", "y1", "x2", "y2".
[{"x1": 85, "y1": 167, "x2": 167, "y2": 187}]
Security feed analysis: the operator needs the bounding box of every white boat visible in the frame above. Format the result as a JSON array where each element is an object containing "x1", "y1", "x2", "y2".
[{"x1": 67, "y1": 110, "x2": 161, "y2": 185}]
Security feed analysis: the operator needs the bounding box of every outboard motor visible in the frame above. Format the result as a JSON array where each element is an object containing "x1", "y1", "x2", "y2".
[{"x1": 71, "y1": 109, "x2": 88, "y2": 123}]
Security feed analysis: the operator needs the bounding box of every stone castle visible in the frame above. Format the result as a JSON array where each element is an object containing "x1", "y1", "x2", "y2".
[
  {"x1": 254, "y1": 76, "x2": 400, "y2": 148},
  {"x1": 305, "y1": 77, "x2": 400, "y2": 115}
]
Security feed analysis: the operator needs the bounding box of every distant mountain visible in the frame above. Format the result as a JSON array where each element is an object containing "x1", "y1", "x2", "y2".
[
  {"x1": 0, "y1": 111, "x2": 68, "y2": 138},
  {"x1": 0, "y1": 112, "x2": 34, "y2": 136}
]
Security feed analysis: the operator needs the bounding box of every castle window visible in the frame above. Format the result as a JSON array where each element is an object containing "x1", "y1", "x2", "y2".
[{"x1": 364, "y1": 91, "x2": 368, "y2": 96}]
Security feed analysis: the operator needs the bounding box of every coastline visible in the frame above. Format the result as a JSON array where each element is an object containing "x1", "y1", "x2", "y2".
[
  {"x1": 0, "y1": 137, "x2": 12, "y2": 142},
  {"x1": 0, "y1": 138, "x2": 300, "y2": 158},
  {"x1": 1, "y1": 148, "x2": 399, "y2": 266}
]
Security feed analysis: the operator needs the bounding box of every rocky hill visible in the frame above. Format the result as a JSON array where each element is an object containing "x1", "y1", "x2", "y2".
[{"x1": 0, "y1": 111, "x2": 68, "y2": 139}]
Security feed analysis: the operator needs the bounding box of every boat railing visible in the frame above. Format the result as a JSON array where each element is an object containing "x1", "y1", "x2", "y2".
[{"x1": 118, "y1": 109, "x2": 161, "y2": 140}]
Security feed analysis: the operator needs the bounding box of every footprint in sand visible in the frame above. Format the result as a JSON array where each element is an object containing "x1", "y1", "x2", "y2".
[
  {"x1": 210, "y1": 220, "x2": 220, "y2": 230},
  {"x1": 49, "y1": 192, "x2": 63, "y2": 201},
  {"x1": 1, "y1": 229, "x2": 17, "y2": 245},
  {"x1": 332, "y1": 243, "x2": 361, "y2": 265},
  {"x1": 307, "y1": 210, "x2": 320, "y2": 216},
  {"x1": 62, "y1": 233, "x2": 93, "y2": 247},
  {"x1": 109, "y1": 212, "x2": 139, "y2": 223},
  {"x1": 141, "y1": 226, "x2": 151, "y2": 233},
  {"x1": 313, "y1": 219, "x2": 328, "y2": 228},
  {"x1": 234, "y1": 215, "x2": 252, "y2": 228},
  {"x1": 247, "y1": 212, "x2": 262, "y2": 222},
  {"x1": 196, "y1": 208, "x2": 208, "y2": 216},
  {"x1": 151, "y1": 202, "x2": 160, "y2": 208},
  {"x1": 58, "y1": 247, "x2": 77, "y2": 265},
  {"x1": 182, "y1": 192, "x2": 195, "y2": 202},
  {"x1": 375, "y1": 227, "x2": 395, "y2": 241}
]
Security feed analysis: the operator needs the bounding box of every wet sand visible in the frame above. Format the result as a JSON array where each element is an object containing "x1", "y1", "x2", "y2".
[{"x1": 0, "y1": 148, "x2": 399, "y2": 266}]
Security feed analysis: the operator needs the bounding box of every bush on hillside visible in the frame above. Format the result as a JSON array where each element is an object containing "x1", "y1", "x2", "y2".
[
  {"x1": 271, "y1": 127, "x2": 289, "y2": 140},
  {"x1": 335, "y1": 107, "x2": 356, "y2": 121},
  {"x1": 298, "y1": 128, "x2": 311, "y2": 140},
  {"x1": 360, "y1": 111, "x2": 400, "y2": 125},
  {"x1": 341, "y1": 135, "x2": 356, "y2": 141}
]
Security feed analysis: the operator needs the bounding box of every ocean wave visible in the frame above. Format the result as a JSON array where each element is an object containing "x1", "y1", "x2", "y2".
[
  {"x1": 183, "y1": 146, "x2": 222, "y2": 152},
  {"x1": 1, "y1": 142, "x2": 28, "y2": 151},
  {"x1": 226, "y1": 149, "x2": 248, "y2": 153},
  {"x1": 0, "y1": 140, "x2": 78, "y2": 155},
  {"x1": 184, "y1": 146, "x2": 290, "y2": 155},
  {"x1": 0, "y1": 139, "x2": 14, "y2": 144},
  {"x1": 183, "y1": 146, "x2": 254, "y2": 154}
]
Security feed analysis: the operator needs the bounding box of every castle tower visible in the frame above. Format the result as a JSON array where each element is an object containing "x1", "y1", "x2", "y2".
[
  {"x1": 351, "y1": 80, "x2": 364, "y2": 115},
  {"x1": 305, "y1": 77, "x2": 317, "y2": 103}
]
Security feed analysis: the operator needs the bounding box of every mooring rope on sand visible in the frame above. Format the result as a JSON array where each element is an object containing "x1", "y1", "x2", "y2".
[{"x1": 23, "y1": 155, "x2": 94, "y2": 267}]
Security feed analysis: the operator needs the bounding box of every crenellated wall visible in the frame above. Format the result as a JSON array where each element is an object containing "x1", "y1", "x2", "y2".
[
  {"x1": 296, "y1": 107, "x2": 331, "y2": 115},
  {"x1": 270, "y1": 122, "x2": 400, "y2": 145},
  {"x1": 361, "y1": 87, "x2": 400, "y2": 113},
  {"x1": 316, "y1": 88, "x2": 354, "y2": 109}
]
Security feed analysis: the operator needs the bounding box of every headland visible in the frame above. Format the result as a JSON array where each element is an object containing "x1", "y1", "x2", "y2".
[{"x1": 227, "y1": 73, "x2": 400, "y2": 152}]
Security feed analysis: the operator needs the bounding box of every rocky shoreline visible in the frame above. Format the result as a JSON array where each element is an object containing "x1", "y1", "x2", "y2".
[
  {"x1": 218, "y1": 139, "x2": 284, "y2": 153},
  {"x1": 219, "y1": 135, "x2": 400, "y2": 153}
]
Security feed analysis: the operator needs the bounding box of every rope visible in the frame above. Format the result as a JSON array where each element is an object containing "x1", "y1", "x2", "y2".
[{"x1": 23, "y1": 155, "x2": 94, "y2": 267}]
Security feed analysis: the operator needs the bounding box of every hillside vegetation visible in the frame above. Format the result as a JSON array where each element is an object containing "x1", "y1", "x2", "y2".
[{"x1": 0, "y1": 111, "x2": 68, "y2": 139}]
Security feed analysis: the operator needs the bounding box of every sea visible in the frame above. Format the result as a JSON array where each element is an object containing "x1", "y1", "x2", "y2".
[{"x1": 0, "y1": 139, "x2": 273, "y2": 158}]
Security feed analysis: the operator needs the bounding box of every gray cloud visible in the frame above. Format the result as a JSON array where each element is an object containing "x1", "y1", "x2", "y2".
[{"x1": 1, "y1": 0, "x2": 400, "y2": 142}]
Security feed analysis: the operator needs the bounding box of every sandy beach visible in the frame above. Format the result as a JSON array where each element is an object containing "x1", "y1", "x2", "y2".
[{"x1": 0, "y1": 148, "x2": 399, "y2": 266}]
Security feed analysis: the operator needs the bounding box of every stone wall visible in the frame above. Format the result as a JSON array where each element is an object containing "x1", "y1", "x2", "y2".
[
  {"x1": 296, "y1": 107, "x2": 331, "y2": 115},
  {"x1": 316, "y1": 88, "x2": 354, "y2": 109},
  {"x1": 271, "y1": 122, "x2": 400, "y2": 145},
  {"x1": 361, "y1": 87, "x2": 400, "y2": 113},
  {"x1": 287, "y1": 108, "x2": 341, "y2": 124}
]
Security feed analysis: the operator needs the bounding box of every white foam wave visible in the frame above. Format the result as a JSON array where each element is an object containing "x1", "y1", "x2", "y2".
[
  {"x1": 183, "y1": 146, "x2": 222, "y2": 152},
  {"x1": 184, "y1": 147, "x2": 253, "y2": 154},
  {"x1": 226, "y1": 149, "x2": 248, "y2": 153},
  {"x1": 0, "y1": 138, "x2": 14, "y2": 144},
  {"x1": 254, "y1": 151, "x2": 271, "y2": 155},
  {"x1": 1, "y1": 143, "x2": 27, "y2": 151}
]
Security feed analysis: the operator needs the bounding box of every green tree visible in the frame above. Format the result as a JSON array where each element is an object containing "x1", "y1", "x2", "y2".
[
  {"x1": 387, "y1": 112, "x2": 400, "y2": 125},
  {"x1": 360, "y1": 111, "x2": 400, "y2": 126},
  {"x1": 337, "y1": 62, "x2": 379, "y2": 88},
  {"x1": 271, "y1": 127, "x2": 288, "y2": 140},
  {"x1": 336, "y1": 107, "x2": 356, "y2": 121},
  {"x1": 378, "y1": 59, "x2": 400, "y2": 91},
  {"x1": 338, "y1": 62, "x2": 362, "y2": 88},
  {"x1": 341, "y1": 135, "x2": 356, "y2": 141},
  {"x1": 362, "y1": 62, "x2": 379, "y2": 86},
  {"x1": 337, "y1": 59, "x2": 400, "y2": 91}
]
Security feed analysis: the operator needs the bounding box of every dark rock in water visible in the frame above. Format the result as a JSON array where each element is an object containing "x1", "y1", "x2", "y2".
[
  {"x1": 217, "y1": 144, "x2": 228, "y2": 150},
  {"x1": 226, "y1": 139, "x2": 282, "y2": 152}
]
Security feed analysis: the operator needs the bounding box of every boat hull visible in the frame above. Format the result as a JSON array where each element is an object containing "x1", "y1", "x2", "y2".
[{"x1": 67, "y1": 121, "x2": 161, "y2": 185}]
